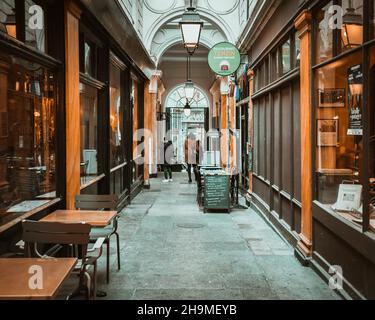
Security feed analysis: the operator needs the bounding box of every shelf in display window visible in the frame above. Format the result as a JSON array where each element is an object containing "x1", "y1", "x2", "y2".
[{"x1": 317, "y1": 168, "x2": 354, "y2": 176}]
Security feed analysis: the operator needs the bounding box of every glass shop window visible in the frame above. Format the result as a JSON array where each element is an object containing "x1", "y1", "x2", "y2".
[
  {"x1": 316, "y1": 1, "x2": 334, "y2": 64},
  {"x1": 0, "y1": 54, "x2": 57, "y2": 218},
  {"x1": 131, "y1": 78, "x2": 139, "y2": 183},
  {"x1": 258, "y1": 63, "x2": 264, "y2": 89},
  {"x1": 131, "y1": 78, "x2": 143, "y2": 183},
  {"x1": 109, "y1": 60, "x2": 125, "y2": 168},
  {"x1": 82, "y1": 40, "x2": 96, "y2": 78},
  {"x1": 369, "y1": 46, "x2": 375, "y2": 233},
  {"x1": 271, "y1": 50, "x2": 279, "y2": 82},
  {"x1": 25, "y1": 0, "x2": 45, "y2": 52},
  {"x1": 0, "y1": 0, "x2": 17, "y2": 38},
  {"x1": 339, "y1": 0, "x2": 363, "y2": 54},
  {"x1": 315, "y1": 50, "x2": 364, "y2": 228},
  {"x1": 294, "y1": 32, "x2": 301, "y2": 68},
  {"x1": 0, "y1": 1, "x2": 46, "y2": 52},
  {"x1": 281, "y1": 40, "x2": 291, "y2": 75},
  {"x1": 253, "y1": 69, "x2": 258, "y2": 92},
  {"x1": 264, "y1": 56, "x2": 269, "y2": 86},
  {"x1": 80, "y1": 83, "x2": 99, "y2": 184}
]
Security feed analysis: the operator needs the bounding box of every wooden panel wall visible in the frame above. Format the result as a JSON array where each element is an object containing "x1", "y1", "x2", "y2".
[{"x1": 252, "y1": 79, "x2": 302, "y2": 234}]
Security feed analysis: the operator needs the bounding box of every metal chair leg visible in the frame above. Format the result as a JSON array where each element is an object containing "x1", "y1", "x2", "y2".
[
  {"x1": 84, "y1": 272, "x2": 91, "y2": 300},
  {"x1": 92, "y1": 262, "x2": 97, "y2": 300},
  {"x1": 106, "y1": 239, "x2": 110, "y2": 284},
  {"x1": 115, "y1": 232, "x2": 121, "y2": 270}
]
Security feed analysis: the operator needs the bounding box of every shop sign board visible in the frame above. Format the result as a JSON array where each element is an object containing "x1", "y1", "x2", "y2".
[
  {"x1": 204, "y1": 174, "x2": 230, "y2": 213},
  {"x1": 208, "y1": 42, "x2": 241, "y2": 77},
  {"x1": 347, "y1": 64, "x2": 363, "y2": 136}
]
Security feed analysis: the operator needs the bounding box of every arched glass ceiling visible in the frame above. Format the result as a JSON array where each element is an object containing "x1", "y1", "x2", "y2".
[{"x1": 166, "y1": 85, "x2": 209, "y2": 109}]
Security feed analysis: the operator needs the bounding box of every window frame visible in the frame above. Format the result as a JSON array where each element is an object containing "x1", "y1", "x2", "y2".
[
  {"x1": 253, "y1": 31, "x2": 300, "y2": 94},
  {"x1": 0, "y1": 0, "x2": 48, "y2": 52},
  {"x1": 0, "y1": 12, "x2": 64, "y2": 229},
  {"x1": 78, "y1": 22, "x2": 106, "y2": 190}
]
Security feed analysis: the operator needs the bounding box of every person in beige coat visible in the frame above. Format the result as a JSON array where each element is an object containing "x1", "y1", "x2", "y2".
[{"x1": 184, "y1": 133, "x2": 203, "y2": 183}]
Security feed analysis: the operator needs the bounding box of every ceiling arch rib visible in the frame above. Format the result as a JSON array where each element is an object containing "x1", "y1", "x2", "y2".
[
  {"x1": 144, "y1": 7, "x2": 235, "y2": 52},
  {"x1": 152, "y1": 35, "x2": 217, "y2": 66}
]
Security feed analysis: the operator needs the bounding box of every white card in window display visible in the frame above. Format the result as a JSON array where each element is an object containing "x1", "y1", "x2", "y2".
[
  {"x1": 83, "y1": 150, "x2": 98, "y2": 175},
  {"x1": 332, "y1": 184, "x2": 363, "y2": 212}
]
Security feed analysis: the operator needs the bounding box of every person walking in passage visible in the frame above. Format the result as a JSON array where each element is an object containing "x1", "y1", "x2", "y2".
[
  {"x1": 163, "y1": 138, "x2": 174, "y2": 183},
  {"x1": 184, "y1": 133, "x2": 203, "y2": 183}
]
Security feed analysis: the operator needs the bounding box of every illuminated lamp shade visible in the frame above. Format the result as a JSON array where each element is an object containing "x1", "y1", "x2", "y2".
[
  {"x1": 341, "y1": 4, "x2": 363, "y2": 49},
  {"x1": 179, "y1": 4, "x2": 203, "y2": 55},
  {"x1": 4, "y1": 10, "x2": 17, "y2": 38}
]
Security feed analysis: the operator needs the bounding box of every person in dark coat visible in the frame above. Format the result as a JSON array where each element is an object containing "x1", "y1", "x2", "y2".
[{"x1": 163, "y1": 138, "x2": 173, "y2": 183}]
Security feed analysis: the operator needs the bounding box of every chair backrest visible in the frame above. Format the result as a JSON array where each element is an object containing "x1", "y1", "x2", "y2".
[
  {"x1": 22, "y1": 220, "x2": 92, "y2": 259},
  {"x1": 22, "y1": 220, "x2": 91, "y2": 245},
  {"x1": 75, "y1": 195, "x2": 119, "y2": 211},
  {"x1": 80, "y1": 161, "x2": 89, "y2": 176}
]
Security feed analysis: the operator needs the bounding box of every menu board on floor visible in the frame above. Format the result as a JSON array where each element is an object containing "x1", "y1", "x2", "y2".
[{"x1": 204, "y1": 174, "x2": 230, "y2": 213}]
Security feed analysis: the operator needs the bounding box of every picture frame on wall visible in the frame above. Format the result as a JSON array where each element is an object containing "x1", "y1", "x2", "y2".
[
  {"x1": 318, "y1": 88, "x2": 346, "y2": 108},
  {"x1": 317, "y1": 119, "x2": 339, "y2": 147}
]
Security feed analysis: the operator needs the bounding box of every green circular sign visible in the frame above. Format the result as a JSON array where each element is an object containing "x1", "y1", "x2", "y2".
[{"x1": 208, "y1": 42, "x2": 241, "y2": 76}]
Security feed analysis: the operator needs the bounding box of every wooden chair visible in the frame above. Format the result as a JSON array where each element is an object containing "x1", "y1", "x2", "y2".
[
  {"x1": 75, "y1": 195, "x2": 120, "y2": 284},
  {"x1": 80, "y1": 161, "x2": 89, "y2": 183},
  {"x1": 22, "y1": 220, "x2": 105, "y2": 300}
]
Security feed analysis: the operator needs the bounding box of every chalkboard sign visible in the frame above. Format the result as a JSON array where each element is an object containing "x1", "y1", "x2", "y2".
[{"x1": 204, "y1": 174, "x2": 230, "y2": 213}]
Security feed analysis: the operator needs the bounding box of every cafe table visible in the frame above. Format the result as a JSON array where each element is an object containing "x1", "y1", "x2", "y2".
[
  {"x1": 41, "y1": 210, "x2": 117, "y2": 228},
  {"x1": 0, "y1": 258, "x2": 77, "y2": 300},
  {"x1": 40, "y1": 210, "x2": 117, "y2": 298}
]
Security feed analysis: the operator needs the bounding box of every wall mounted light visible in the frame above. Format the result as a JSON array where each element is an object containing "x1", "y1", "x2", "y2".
[
  {"x1": 342, "y1": 0, "x2": 363, "y2": 49},
  {"x1": 4, "y1": 10, "x2": 17, "y2": 38}
]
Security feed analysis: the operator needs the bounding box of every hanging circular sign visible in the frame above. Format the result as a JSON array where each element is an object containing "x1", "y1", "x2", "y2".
[{"x1": 208, "y1": 42, "x2": 241, "y2": 76}]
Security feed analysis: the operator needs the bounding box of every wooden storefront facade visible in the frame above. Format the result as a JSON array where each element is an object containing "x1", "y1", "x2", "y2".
[
  {"x1": 243, "y1": 0, "x2": 375, "y2": 299},
  {"x1": 0, "y1": 0, "x2": 155, "y2": 253}
]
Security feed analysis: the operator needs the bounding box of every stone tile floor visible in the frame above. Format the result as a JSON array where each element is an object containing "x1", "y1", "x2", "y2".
[{"x1": 96, "y1": 173, "x2": 340, "y2": 300}]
